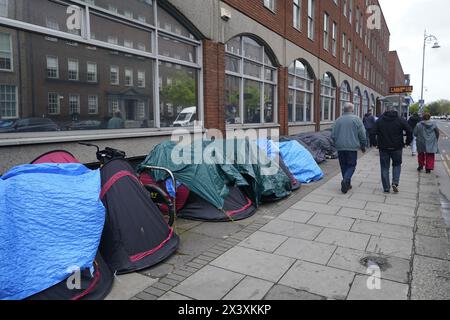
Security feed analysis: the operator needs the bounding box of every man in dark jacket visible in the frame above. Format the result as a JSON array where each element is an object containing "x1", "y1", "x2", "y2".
[
  {"x1": 373, "y1": 107, "x2": 413, "y2": 193},
  {"x1": 408, "y1": 112, "x2": 422, "y2": 156},
  {"x1": 363, "y1": 112, "x2": 376, "y2": 147}
]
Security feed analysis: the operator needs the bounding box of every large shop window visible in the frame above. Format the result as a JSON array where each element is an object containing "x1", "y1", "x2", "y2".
[
  {"x1": 320, "y1": 73, "x2": 336, "y2": 122},
  {"x1": 287, "y1": 60, "x2": 314, "y2": 124},
  {"x1": 340, "y1": 81, "x2": 352, "y2": 114},
  {"x1": 0, "y1": 0, "x2": 202, "y2": 134},
  {"x1": 225, "y1": 36, "x2": 277, "y2": 125}
]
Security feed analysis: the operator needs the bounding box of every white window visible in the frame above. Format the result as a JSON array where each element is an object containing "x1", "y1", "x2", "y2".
[
  {"x1": 48, "y1": 93, "x2": 60, "y2": 115},
  {"x1": 69, "y1": 95, "x2": 80, "y2": 115},
  {"x1": 347, "y1": 39, "x2": 352, "y2": 67},
  {"x1": 46, "y1": 56, "x2": 59, "y2": 79},
  {"x1": 137, "y1": 101, "x2": 145, "y2": 119},
  {"x1": 124, "y1": 10, "x2": 133, "y2": 19},
  {"x1": 124, "y1": 40, "x2": 133, "y2": 49},
  {"x1": 342, "y1": 33, "x2": 346, "y2": 64},
  {"x1": 288, "y1": 60, "x2": 314, "y2": 123},
  {"x1": 68, "y1": 59, "x2": 79, "y2": 81},
  {"x1": 0, "y1": 32, "x2": 12, "y2": 71},
  {"x1": 108, "y1": 5, "x2": 118, "y2": 13},
  {"x1": 87, "y1": 62, "x2": 97, "y2": 82},
  {"x1": 45, "y1": 18, "x2": 60, "y2": 31},
  {"x1": 125, "y1": 68, "x2": 133, "y2": 86},
  {"x1": 323, "y1": 13, "x2": 329, "y2": 51},
  {"x1": 88, "y1": 95, "x2": 98, "y2": 114},
  {"x1": 0, "y1": 0, "x2": 8, "y2": 17},
  {"x1": 107, "y1": 36, "x2": 118, "y2": 45},
  {"x1": 307, "y1": 0, "x2": 315, "y2": 40},
  {"x1": 110, "y1": 98, "x2": 119, "y2": 114},
  {"x1": 332, "y1": 22, "x2": 337, "y2": 57},
  {"x1": 293, "y1": 0, "x2": 301, "y2": 30},
  {"x1": 0, "y1": 84, "x2": 17, "y2": 118},
  {"x1": 110, "y1": 66, "x2": 119, "y2": 85},
  {"x1": 263, "y1": 0, "x2": 275, "y2": 11},
  {"x1": 138, "y1": 71, "x2": 146, "y2": 88},
  {"x1": 320, "y1": 73, "x2": 336, "y2": 121}
]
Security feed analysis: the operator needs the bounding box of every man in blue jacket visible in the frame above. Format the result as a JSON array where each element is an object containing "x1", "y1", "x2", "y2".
[{"x1": 332, "y1": 103, "x2": 367, "y2": 194}]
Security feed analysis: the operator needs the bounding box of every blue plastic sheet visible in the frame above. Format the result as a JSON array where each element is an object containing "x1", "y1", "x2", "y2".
[
  {"x1": 279, "y1": 141, "x2": 324, "y2": 184},
  {"x1": 0, "y1": 163, "x2": 105, "y2": 300}
]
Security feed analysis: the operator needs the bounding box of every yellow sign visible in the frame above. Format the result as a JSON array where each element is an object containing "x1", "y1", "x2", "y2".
[{"x1": 389, "y1": 86, "x2": 413, "y2": 94}]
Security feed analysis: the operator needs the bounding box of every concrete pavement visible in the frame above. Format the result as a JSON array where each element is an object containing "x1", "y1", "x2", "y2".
[{"x1": 112, "y1": 149, "x2": 449, "y2": 300}]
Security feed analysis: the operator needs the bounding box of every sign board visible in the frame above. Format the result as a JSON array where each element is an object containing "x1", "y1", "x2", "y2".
[{"x1": 389, "y1": 86, "x2": 413, "y2": 94}]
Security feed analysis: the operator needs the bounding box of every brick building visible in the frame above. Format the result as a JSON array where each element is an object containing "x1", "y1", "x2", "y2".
[
  {"x1": 0, "y1": 0, "x2": 401, "y2": 171},
  {"x1": 388, "y1": 50, "x2": 406, "y2": 88}
]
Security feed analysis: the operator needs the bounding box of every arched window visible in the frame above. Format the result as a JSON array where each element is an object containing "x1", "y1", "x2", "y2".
[
  {"x1": 363, "y1": 91, "x2": 370, "y2": 115},
  {"x1": 354, "y1": 87, "x2": 362, "y2": 117},
  {"x1": 224, "y1": 35, "x2": 277, "y2": 125},
  {"x1": 371, "y1": 94, "x2": 376, "y2": 111},
  {"x1": 320, "y1": 73, "x2": 336, "y2": 122},
  {"x1": 340, "y1": 81, "x2": 351, "y2": 113},
  {"x1": 287, "y1": 59, "x2": 314, "y2": 123}
]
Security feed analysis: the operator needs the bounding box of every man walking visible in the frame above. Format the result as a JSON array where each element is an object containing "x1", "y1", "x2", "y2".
[
  {"x1": 332, "y1": 103, "x2": 367, "y2": 194},
  {"x1": 373, "y1": 106, "x2": 413, "y2": 193},
  {"x1": 363, "y1": 111, "x2": 376, "y2": 147}
]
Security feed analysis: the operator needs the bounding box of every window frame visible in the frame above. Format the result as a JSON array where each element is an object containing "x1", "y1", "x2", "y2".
[
  {"x1": 0, "y1": 31, "x2": 12, "y2": 71},
  {"x1": 0, "y1": 84, "x2": 18, "y2": 119},
  {"x1": 288, "y1": 60, "x2": 315, "y2": 124}
]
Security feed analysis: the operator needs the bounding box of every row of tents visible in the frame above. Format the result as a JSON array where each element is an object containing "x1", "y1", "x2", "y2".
[{"x1": 0, "y1": 131, "x2": 337, "y2": 300}]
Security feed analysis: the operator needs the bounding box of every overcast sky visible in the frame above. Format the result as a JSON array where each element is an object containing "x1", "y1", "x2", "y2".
[{"x1": 378, "y1": 0, "x2": 450, "y2": 103}]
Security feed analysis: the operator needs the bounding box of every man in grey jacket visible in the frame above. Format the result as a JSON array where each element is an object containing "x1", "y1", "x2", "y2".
[{"x1": 332, "y1": 103, "x2": 367, "y2": 194}]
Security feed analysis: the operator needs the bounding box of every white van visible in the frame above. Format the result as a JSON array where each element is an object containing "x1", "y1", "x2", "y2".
[{"x1": 173, "y1": 107, "x2": 196, "y2": 127}]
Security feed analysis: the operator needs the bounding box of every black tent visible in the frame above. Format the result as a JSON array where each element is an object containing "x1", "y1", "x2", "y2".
[
  {"x1": 26, "y1": 150, "x2": 114, "y2": 300},
  {"x1": 27, "y1": 253, "x2": 113, "y2": 300},
  {"x1": 99, "y1": 159, "x2": 179, "y2": 274},
  {"x1": 178, "y1": 186, "x2": 257, "y2": 222}
]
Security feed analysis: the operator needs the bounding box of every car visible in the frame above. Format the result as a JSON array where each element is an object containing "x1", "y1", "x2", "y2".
[
  {"x1": 0, "y1": 118, "x2": 59, "y2": 133},
  {"x1": 63, "y1": 120, "x2": 102, "y2": 131}
]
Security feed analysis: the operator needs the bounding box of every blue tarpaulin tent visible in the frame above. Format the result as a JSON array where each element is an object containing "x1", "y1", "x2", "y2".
[
  {"x1": 0, "y1": 163, "x2": 105, "y2": 300},
  {"x1": 279, "y1": 140, "x2": 324, "y2": 183}
]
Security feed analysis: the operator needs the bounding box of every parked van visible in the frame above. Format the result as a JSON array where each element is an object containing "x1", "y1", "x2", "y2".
[{"x1": 173, "y1": 107, "x2": 196, "y2": 127}]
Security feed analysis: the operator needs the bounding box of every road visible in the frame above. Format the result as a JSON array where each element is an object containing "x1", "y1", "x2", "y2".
[
  {"x1": 436, "y1": 120, "x2": 450, "y2": 234},
  {"x1": 437, "y1": 120, "x2": 450, "y2": 179}
]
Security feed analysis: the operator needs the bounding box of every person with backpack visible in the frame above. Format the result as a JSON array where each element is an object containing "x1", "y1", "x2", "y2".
[
  {"x1": 373, "y1": 106, "x2": 413, "y2": 193},
  {"x1": 414, "y1": 113, "x2": 440, "y2": 174}
]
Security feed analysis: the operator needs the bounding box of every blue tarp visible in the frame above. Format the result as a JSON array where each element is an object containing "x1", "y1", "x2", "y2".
[
  {"x1": 279, "y1": 141, "x2": 324, "y2": 184},
  {"x1": 0, "y1": 163, "x2": 105, "y2": 300}
]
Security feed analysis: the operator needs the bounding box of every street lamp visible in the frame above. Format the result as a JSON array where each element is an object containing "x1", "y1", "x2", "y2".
[{"x1": 420, "y1": 30, "x2": 440, "y2": 113}]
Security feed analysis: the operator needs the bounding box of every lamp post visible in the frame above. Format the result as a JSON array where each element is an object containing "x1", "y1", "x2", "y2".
[{"x1": 420, "y1": 30, "x2": 440, "y2": 113}]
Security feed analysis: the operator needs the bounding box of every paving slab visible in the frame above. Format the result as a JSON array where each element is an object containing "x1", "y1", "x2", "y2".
[
  {"x1": 263, "y1": 284, "x2": 325, "y2": 300},
  {"x1": 337, "y1": 207, "x2": 381, "y2": 222},
  {"x1": 223, "y1": 277, "x2": 274, "y2": 300},
  {"x1": 277, "y1": 209, "x2": 315, "y2": 224},
  {"x1": 411, "y1": 255, "x2": 450, "y2": 300},
  {"x1": 416, "y1": 217, "x2": 449, "y2": 238},
  {"x1": 315, "y1": 228, "x2": 370, "y2": 251},
  {"x1": 347, "y1": 275, "x2": 409, "y2": 300},
  {"x1": 279, "y1": 260, "x2": 355, "y2": 300},
  {"x1": 415, "y1": 235, "x2": 450, "y2": 261},
  {"x1": 291, "y1": 201, "x2": 341, "y2": 215},
  {"x1": 158, "y1": 291, "x2": 193, "y2": 300},
  {"x1": 211, "y1": 246, "x2": 295, "y2": 282},
  {"x1": 327, "y1": 247, "x2": 410, "y2": 284},
  {"x1": 189, "y1": 221, "x2": 245, "y2": 239},
  {"x1": 274, "y1": 238, "x2": 336, "y2": 265},
  {"x1": 308, "y1": 213, "x2": 355, "y2": 231},
  {"x1": 302, "y1": 194, "x2": 333, "y2": 204},
  {"x1": 260, "y1": 219, "x2": 323, "y2": 240},
  {"x1": 172, "y1": 266, "x2": 245, "y2": 300},
  {"x1": 238, "y1": 231, "x2": 288, "y2": 253},
  {"x1": 329, "y1": 198, "x2": 367, "y2": 210},
  {"x1": 379, "y1": 213, "x2": 415, "y2": 228},
  {"x1": 106, "y1": 273, "x2": 157, "y2": 300},
  {"x1": 384, "y1": 197, "x2": 417, "y2": 208},
  {"x1": 366, "y1": 236, "x2": 413, "y2": 260},
  {"x1": 350, "y1": 193, "x2": 386, "y2": 203},
  {"x1": 365, "y1": 202, "x2": 416, "y2": 217},
  {"x1": 417, "y1": 203, "x2": 443, "y2": 219},
  {"x1": 351, "y1": 220, "x2": 413, "y2": 241}
]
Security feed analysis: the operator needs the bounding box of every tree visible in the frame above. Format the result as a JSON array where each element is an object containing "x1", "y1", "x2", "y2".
[
  {"x1": 424, "y1": 99, "x2": 450, "y2": 116},
  {"x1": 409, "y1": 102, "x2": 420, "y2": 114},
  {"x1": 160, "y1": 71, "x2": 197, "y2": 108}
]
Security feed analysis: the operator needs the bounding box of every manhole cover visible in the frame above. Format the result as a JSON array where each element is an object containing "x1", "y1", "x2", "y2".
[{"x1": 360, "y1": 256, "x2": 391, "y2": 272}]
